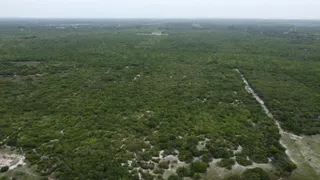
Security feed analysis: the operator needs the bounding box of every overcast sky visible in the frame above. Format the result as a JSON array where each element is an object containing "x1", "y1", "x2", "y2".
[{"x1": 1, "y1": 0, "x2": 319, "y2": 19}]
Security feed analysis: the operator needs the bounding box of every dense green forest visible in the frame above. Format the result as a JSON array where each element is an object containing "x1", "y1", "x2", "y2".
[{"x1": 0, "y1": 19, "x2": 319, "y2": 180}]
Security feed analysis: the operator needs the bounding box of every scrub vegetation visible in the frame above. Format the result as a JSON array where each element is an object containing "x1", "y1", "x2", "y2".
[{"x1": 0, "y1": 19, "x2": 319, "y2": 180}]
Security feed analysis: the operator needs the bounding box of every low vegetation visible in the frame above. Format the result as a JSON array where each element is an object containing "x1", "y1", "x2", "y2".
[{"x1": 1, "y1": 19, "x2": 319, "y2": 179}]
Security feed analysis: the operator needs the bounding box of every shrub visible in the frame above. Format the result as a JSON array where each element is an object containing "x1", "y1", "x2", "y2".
[
  {"x1": 249, "y1": 154, "x2": 269, "y2": 164},
  {"x1": 138, "y1": 161, "x2": 154, "y2": 170},
  {"x1": 217, "y1": 159, "x2": 235, "y2": 169},
  {"x1": 150, "y1": 149, "x2": 160, "y2": 157},
  {"x1": 190, "y1": 160, "x2": 208, "y2": 173},
  {"x1": 168, "y1": 174, "x2": 180, "y2": 180},
  {"x1": 140, "y1": 152, "x2": 152, "y2": 161},
  {"x1": 151, "y1": 158, "x2": 160, "y2": 163},
  {"x1": 224, "y1": 175, "x2": 241, "y2": 180},
  {"x1": 0, "y1": 166, "x2": 9, "y2": 173},
  {"x1": 141, "y1": 171, "x2": 154, "y2": 180},
  {"x1": 126, "y1": 140, "x2": 147, "y2": 152},
  {"x1": 210, "y1": 147, "x2": 233, "y2": 159},
  {"x1": 176, "y1": 166, "x2": 190, "y2": 177},
  {"x1": 155, "y1": 174, "x2": 163, "y2": 180},
  {"x1": 236, "y1": 156, "x2": 252, "y2": 166},
  {"x1": 153, "y1": 168, "x2": 164, "y2": 174},
  {"x1": 186, "y1": 136, "x2": 198, "y2": 146},
  {"x1": 178, "y1": 150, "x2": 193, "y2": 163},
  {"x1": 131, "y1": 160, "x2": 138, "y2": 167},
  {"x1": 192, "y1": 173, "x2": 202, "y2": 180},
  {"x1": 241, "y1": 168, "x2": 270, "y2": 180},
  {"x1": 6, "y1": 138, "x2": 17, "y2": 146},
  {"x1": 158, "y1": 161, "x2": 170, "y2": 169},
  {"x1": 272, "y1": 153, "x2": 297, "y2": 173},
  {"x1": 202, "y1": 153, "x2": 213, "y2": 163}
]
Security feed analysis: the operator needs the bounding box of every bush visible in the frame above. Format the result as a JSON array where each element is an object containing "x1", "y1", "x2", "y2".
[
  {"x1": 202, "y1": 153, "x2": 213, "y2": 163},
  {"x1": 192, "y1": 173, "x2": 202, "y2": 180},
  {"x1": 186, "y1": 136, "x2": 198, "y2": 146},
  {"x1": 6, "y1": 138, "x2": 17, "y2": 146},
  {"x1": 224, "y1": 175, "x2": 241, "y2": 180},
  {"x1": 151, "y1": 158, "x2": 161, "y2": 163},
  {"x1": 178, "y1": 150, "x2": 193, "y2": 163},
  {"x1": 158, "y1": 161, "x2": 170, "y2": 169},
  {"x1": 127, "y1": 140, "x2": 147, "y2": 152},
  {"x1": 210, "y1": 147, "x2": 233, "y2": 159},
  {"x1": 141, "y1": 171, "x2": 155, "y2": 180},
  {"x1": 140, "y1": 152, "x2": 152, "y2": 161},
  {"x1": 176, "y1": 166, "x2": 190, "y2": 177},
  {"x1": 150, "y1": 149, "x2": 160, "y2": 157},
  {"x1": 131, "y1": 160, "x2": 138, "y2": 167},
  {"x1": 249, "y1": 154, "x2": 269, "y2": 164},
  {"x1": 153, "y1": 168, "x2": 164, "y2": 174},
  {"x1": 241, "y1": 168, "x2": 270, "y2": 180},
  {"x1": 130, "y1": 170, "x2": 140, "y2": 180},
  {"x1": 0, "y1": 176, "x2": 9, "y2": 180},
  {"x1": 190, "y1": 160, "x2": 208, "y2": 173},
  {"x1": 236, "y1": 156, "x2": 252, "y2": 166},
  {"x1": 217, "y1": 159, "x2": 235, "y2": 169},
  {"x1": 155, "y1": 174, "x2": 163, "y2": 180},
  {"x1": 0, "y1": 166, "x2": 9, "y2": 173},
  {"x1": 168, "y1": 174, "x2": 180, "y2": 180},
  {"x1": 138, "y1": 161, "x2": 154, "y2": 170},
  {"x1": 272, "y1": 154, "x2": 297, "y2": 173},
  {"x1": 190, "y1": 147, "x2": 201, "y2": 157}
]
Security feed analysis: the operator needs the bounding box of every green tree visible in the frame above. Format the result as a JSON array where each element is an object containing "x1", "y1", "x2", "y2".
[
  {"x1": 176, "y1": 166, "x2": 190, "y2": 177},
  {"x1": 241, "y1": 168, "x2": 270, "y2": 180},
  {"x1": 0, "y1": 166, "x2": 9, "y2": 173},
  {"x1": 168, "y1": 174, "x2": 180, "y2": 180},
  {"x1": 190, "y1": 160, "x2": 208, "y2": 173}
]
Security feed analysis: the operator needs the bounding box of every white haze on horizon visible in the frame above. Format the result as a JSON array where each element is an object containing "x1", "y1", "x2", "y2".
[{"x1": 0, "y1": 0, "x2": 319, "y2": 19}]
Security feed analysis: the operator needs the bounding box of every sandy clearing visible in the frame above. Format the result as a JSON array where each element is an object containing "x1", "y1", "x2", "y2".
[{"x1": 0, "y1": 152, "x2": 26, "y2": 170}]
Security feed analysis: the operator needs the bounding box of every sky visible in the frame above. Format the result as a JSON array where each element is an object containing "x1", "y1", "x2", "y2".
[{"x1": 0, "y1": 0, "x2": 319, "y2": 19}]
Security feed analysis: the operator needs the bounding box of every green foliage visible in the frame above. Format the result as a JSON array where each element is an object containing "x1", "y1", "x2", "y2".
[
  {"x1": 190, "y1": 160, "x2": 208, "y2": 173},
  {"x1": 202, "y1": 153, "x2": 213, "y2": 163},
  {"x1": 151, "y1": 158, "x2": 161, "y2": 163},
  {"x1": 209, "y1": 147, "x2": 233, "y2": 159},
  {"x1": 153, "y1": 168, "x2": 164, "y2": 174},
  {"x1": 241, "y1": 168, "x2": 270, "y2": 180},
  {"x1": 192, "y1": 173, "x2": 202, "y2": 180},
  {"x1": 236, "y1": 155, "x2": 252, "y2": 166},
  {"x1": 176, "y1": 166, "x2": 191, "y2": 177},
  {"x1": 249, "y1": 154, "x2": 269, "y2": 164},
  {"x1": 0, "y1": 166, "x2": 9, "y2": 173},
  {"x1": 178, "y1": 150, "x2": 194, "y2": 163},
  {"x1": 141, "y1": 171, "x2": 155, "y2": 180},
  {"x1": 6, "y1": 138, "x2": 17, "y2": 146},
  {"x1": 138, "y1": 161, "x2": 154, "y2": 170},
  {"x1": 224, "y1": 175, "x2": 242, "y2": 180},
  {"x1": 1, "y1": 19, "x2": 317, "y2": 179},
  {"x1": 167, "y1": 174, "x2": 180, "y2": 180},
  {"x1": 217, "y1": 159, "x2": 235, "y2": 170},
  {"x1": 0, "y1": 176, "x2": 9, "y2": 180},
  {"x1": 127, "y1": 140, "x2": 148, "y2": 152},
  {"x1": 157, "y1": 161, "x2": 170, "y2": 169},
  {"x1": 272, "y1": 153, "x2": 297, "y2": 173}
]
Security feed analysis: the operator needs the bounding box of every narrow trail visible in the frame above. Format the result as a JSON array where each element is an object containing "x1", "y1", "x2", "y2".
[
  {"x1": 235, "y1": 69, "x2": 320, "y2": 180},
  {"x1": 234, "y1": 69, "x2": 288, "y2": 133}
]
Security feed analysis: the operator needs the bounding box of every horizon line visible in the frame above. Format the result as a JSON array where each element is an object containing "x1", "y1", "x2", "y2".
[{"x1": 1, "y1": 17, "x2": 320, "y2": 21}]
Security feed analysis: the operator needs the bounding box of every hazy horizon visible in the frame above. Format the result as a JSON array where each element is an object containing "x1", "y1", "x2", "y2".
[
  {"x1": 1, "y1": 17, "x2": 320, "y2": 21},
  {"x1": 1, "y1": 0, "x2": 320, "y2": 20}
]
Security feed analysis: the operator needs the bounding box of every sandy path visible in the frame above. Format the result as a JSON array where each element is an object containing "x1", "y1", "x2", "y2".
[{"x1": 235, "y1": 69, "x2": 320, "y2": 180}]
